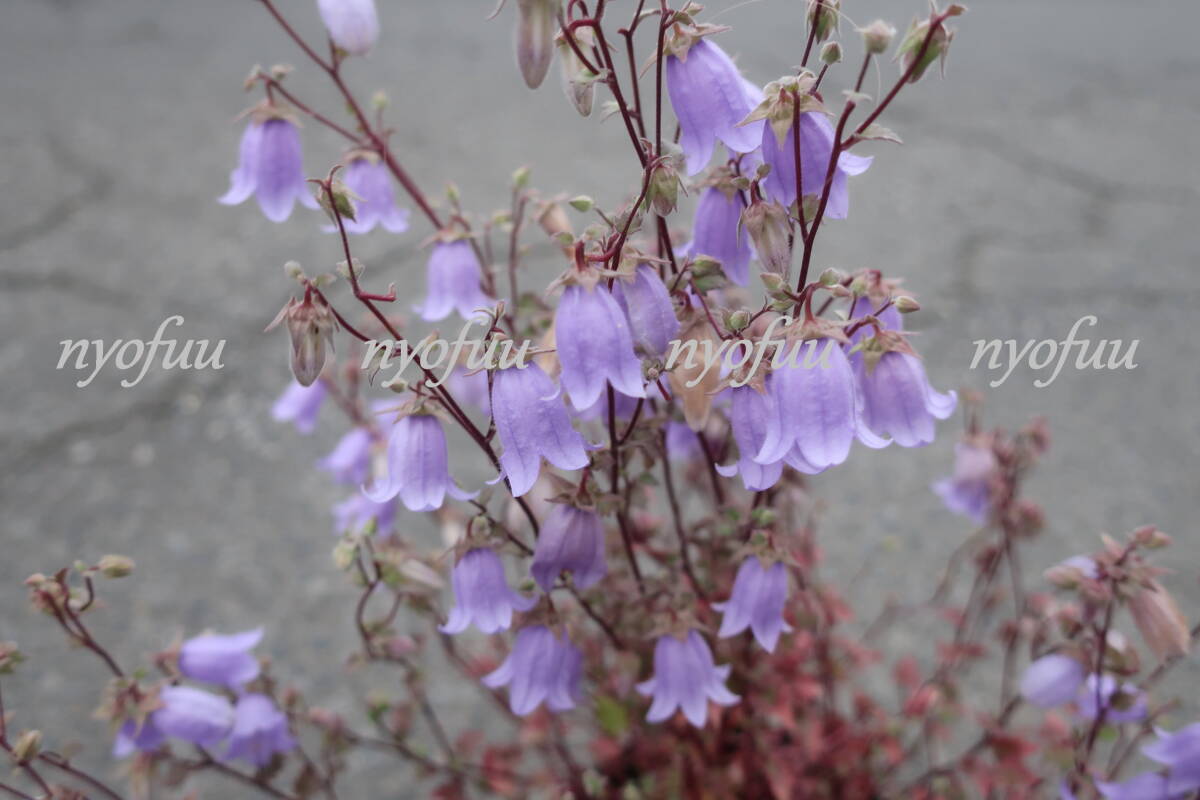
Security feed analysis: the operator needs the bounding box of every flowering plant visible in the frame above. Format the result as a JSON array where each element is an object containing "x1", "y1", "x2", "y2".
[{"x1": 4, "y1": 2, "x2": 1197, "y2": 799}]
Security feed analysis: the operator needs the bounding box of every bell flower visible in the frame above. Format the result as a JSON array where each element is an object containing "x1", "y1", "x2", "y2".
[
  {"x1": 363, "y1": 413, "x2": 475, "y2": 512},
  {"x1": 219, "y1": 115, "x2": 318, "y2": 223},
  {"x1": 530, "y1": 505, "x2": 607, "y2": 591},
  {"x1": 555, "y1": 282, "x2": 646, "y2": 410},
  {"x1": 482, "y1": 625, "x2": 582, "y2": 715},
  {"x1": 637, "y1": 630, "x2": 739, "y2": 727},
  {"x1": 226, "y1": 693, "x2": 297, "y2": 767},
  {"x1": 179, "y1": 628, "x2": 263, "y2": 689},
  {"x1": 440, "y1": 548, "x2": 537, "y2": 635},
  {"x1": 415, "y1": 240, "x2": 494, "y2": 322},
  {"x1": 714, "y1": 556, "x2": 792, "y2": 652}
]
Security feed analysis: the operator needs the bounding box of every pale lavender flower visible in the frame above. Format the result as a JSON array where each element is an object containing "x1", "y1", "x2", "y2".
[
  {"x1": 612, "y1": 265, "x2": 680, "y2": 357},
  {"x1": 152, "y1": 686, "x2": 235, "y2": 748},
  {"x1": 416, "y1": 240, "x2": 493, "y2": 322},
  {"x1": 530, "y1": 505, "x2": 607, "y2": 591},
  {"x1": 716, "y1": 385, "x2": 784, "y2": 491},
  {"x1": 932, "y1": 440, "x2": 998, "y2": 524},
  {"x1": 446, "y1": 366, "x2": 491, "y2": 415},
  {"x1": 855, "y1": 350, "x2": 957, "y2": 447},
  {"x1": 491, "y1": 363, "x2": 591, "y2": 497},
  {"x1": 272, "y1": 379, "x2": 326, "y2": 434},
  {"x1": 363, "y1": 413, "x2": 475, "y2": 512},
  {"x1": 666, "y1": 421, "x2": 702, "y2": 462},
  {"x1": 637, "y1": 630, "x2": 739, "y2": 727},
  {"x1": 226, "y1": 693, "x2": 297, "y2": 768},
  {"x1": 335, "y1": 155, "x2": 409, "y2": 234},
  {"x1": 317, "y1": 0, "x2": 379, "y2": 55},
  {"x1": 219, "y1": 117, "x2": 318, "y2": 223},
  {"x1": 1095, "y1": 772, "x2": 1200, "y2": 800},
  {"x1": 318, "y1": 427, "x2": 374, "y2": 484},
  {"x1": 757, "y1": 340, "x2": 888, "y2": 470},
  {"x1": 556, "y1": 283, "x2": 646, "y2": 410},
  {"x1": 715, "y1": 556, "x2": 793, "y2": 652},
  {"x1": 666, "y1": 39, "x2": 763, "y2": 175},
  {"x1": 332, "y1": 493, "x2": 397, "y2": 537},
  {"x1": 760, "y1": 111, "x2": 872, "y2": 218},
  {"x1": 1076, "y1": 674, "x2": 1147, "y2": 724},
  {"x1": 1019, "y1": 653, "x2": 1085, "y2": 709},
  {"x1": 112, "y1": 718, "x2": 165, "y2": 758},
  {"x1": 1143, "y1": 723, "x2": 1200, "y2": 770},
  {"x1": 691, "y1": 186, "x2": 752, "y2": 285},
  {"x1": 482, "y1": 625, "x2": 582, "y2": 715},
  {"x1": 179, "y1": 628, "x2": 263, "y2": 689},
  {"x1": 440, "y1": 548, "x2": 537, "y2": 635}
]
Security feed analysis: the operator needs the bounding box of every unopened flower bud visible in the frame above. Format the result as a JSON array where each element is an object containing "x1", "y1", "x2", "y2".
[
  {"x1": 741, "y1": 200, "x2": 792, "y2": 280},
  {"x1": 817, "y1": 268, "x2": 845, "y2": 287},
  {"x1": 647, "y1": 161, "x2": 682, "y2": 217},
  {"x1": 1128, "y1": 580, "x2": 1191, "y2": 661},
  {"x1": 894, "y1": 295, "x2": 920, "y2": 313},
  {"x1": 557, "y1": 28, "x2": 597, "y2": 117},
  {"x1": 512, "y1": 165, "x2": 531, "y2": 189},
  {"x1": 515, "y1": 0, "x2": 558, "y2": 89},
  {"x1": 725, "y1": 309, "x2": 751, "y2": 333},
  {"x1": 900, "y1": 19, "x2": 953, "y2": 83},
  {"x1": 11, "y1": 730, "x2": 42, "y2": 763},
  {"x1": 537, "y1": 200, "x2": 573, "y2": 243},
  {"x1": 267, "y1": 297, "x2": 339, "y2": 387},
  {"x1": 318, "y1": 180, "x2": 357, "y2": 224},
  {"x1": 690, "y1": 255, "x2": 727, "y2": 292},
  {"x1": 0, "y1": 642, "x2": 22, "y2": 675},
  {"x1": 1132, "y1": 525, "x2": 1170, "y2": 549},
  {"x1": 848, "y1": 275, "x2": 869, "y2": 295},
  {"x1": 859, "y1": 20, "x2": 896, "y2": 54},
  {"x1": 819, "y1": 41, "x2": 843, "y2": 64},
  {"x1": 806, "y1": 0, "x2": 840, "y2": 43},
  {"x1": 97, "y1": 554, "x2": 135, "y2": 578},
  {"x1": 568, "y1": 195, "x2": 594, "y2": 212}
]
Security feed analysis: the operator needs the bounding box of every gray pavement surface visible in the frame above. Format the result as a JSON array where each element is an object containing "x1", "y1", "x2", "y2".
[{"x1": 2, "y1": 0, "x2": 1199, "y2": 796}]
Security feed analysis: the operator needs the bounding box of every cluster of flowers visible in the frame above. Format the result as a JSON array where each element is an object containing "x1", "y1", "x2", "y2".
[{"x1": 109, "y1": 629, "x2": 296, "y2": 767}]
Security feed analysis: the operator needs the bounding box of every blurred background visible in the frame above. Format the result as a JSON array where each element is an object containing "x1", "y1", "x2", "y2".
[{"x1": 1, "y1": 0, "x2": 1198, "y2": 794}]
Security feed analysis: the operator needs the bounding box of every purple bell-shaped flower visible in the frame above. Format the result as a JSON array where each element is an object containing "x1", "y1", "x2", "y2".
[
  {"x1": 555, "y1": 282, "x2": 646, "y2": 410},
  {"x1": 362, "y1": 413, "x2": 475, "y2": 512},
  {"x1": 219, "y1": 114, "x2": 318, "y2": 223},
  {"x1": 482, "y1": 625, "x2": 582, "y2": 716},
  {"x1": 440, "y1": 548, "x2": 537, "y2": 635},
  {"x1": 490, "y1": 363, "x2": 591, "y2": 498},
  {"x1": 530, "y1": 504, "x2": 607, "y2": 591},
  {"x1": 637, "y1": 630, "x2": 739, "y2": 727}
]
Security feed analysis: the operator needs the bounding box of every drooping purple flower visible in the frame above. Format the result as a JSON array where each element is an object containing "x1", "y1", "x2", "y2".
[
  {"x1": 1095, "y1": 772, "x2": 1200, "y2": 800},
  {"x1": 612, "y1": 265, "x2": 681, "y2": 357},
  {"x1": 318, "y1": 427, "x2": 374, "y2": 484},
  {"x1": 855, "y1": 349, "x2": 957, "y2": 447},
  {"x1": 332, "y1": 493, "x2": 398, "y2": 537},
  {"x1": 932, "y1": 440, "x2": 998, "y2": 524},
  {"x1": 317, "y1": 0, "x2": 380, "y2": 56},
  {"x1": 112, "y1": 718, "x2": 165, "y2": 758},
  {"x1": 1076, "y1": 674, "x2": 1147, "y2": 724},
  {"x1": 760, "y1": 111, "x2": 872, "y2": 218},
  {"x1": 335, "y1": 155, "x2": 409, "y2": 234},
  {"x1": 530, "y1": 505, "x2": 607, "y2": 591},
  {"x1": 756, "y1": 339, "x2": 889, "y2": 470},
  {"x1": 666, "y1": 39, "x2": 763, "y2": 175},
  {"x1": 1019, "y1": 654, "x2": 1085, "y2": 709},
  {"x1": 716, "y1": 385, "x2": 784, "y2": 491},
  {"x1": 637, "y1": 630, "x2": 739, "y2": 727},
  {"x1": 219, "y1": 117, "x2": 318, "y2": 223},
  {"x1": 555, "y1": 283, "x2": 646, "y2": 410},
  {"x1": 666, "y1": 421, "x2": 702, "y2": 462},
  {"x1": 1143, "y1": 723, "x2": 1200, "y2": 771},
  {"x1": 226, "y1": 694, "x2": 297, "y2": 768},
  {"x1": 179, "y1": 628, "x2": 263, "y2": 689},
  {"x1": 440, "y1": 548, "x2": 537, "y2": 635},
  {"x1": 152, "y1": 686, "x2": 235, "y2": 748},
  {"x1": 491, "y1": 363, "x2": 591, "y2": 498},
  {"x1": 691, "y1": 186, "x2": 752, "y2": 286},
  {"x1": 714, "y1": 556, "x2": 792, "y2": 652},
  {"x1": 446, "y1": 366, "x2": 491, "y2": 415},
  {"x1": 482, "y1": 625, "x2": 582, "y2": 715},
  {"x1": 415, "y1": 240, "x2": 494, "y2": 322},
  {"x1": 272, "y1": 379, "x2": 326, "y2": 434},
  {"x1": 363, "y1": 413, "x2": 475, "y2": 512}
]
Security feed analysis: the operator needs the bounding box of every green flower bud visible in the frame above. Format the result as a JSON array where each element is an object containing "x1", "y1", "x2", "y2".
[
  {"x1": 97, "y1": 554, "x2": 135, "y2": 579},
  {"x1": 819, "y1": 41, "x2": 842, "y2": 64}
]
